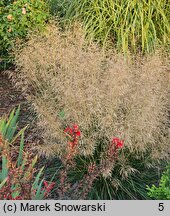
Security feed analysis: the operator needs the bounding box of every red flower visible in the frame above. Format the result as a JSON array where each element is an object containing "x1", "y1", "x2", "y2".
[
  {"x1": 75, "y1": 130, "x2": 81, "y2": 136},
  {"x1": 73, "y1": 124, "x2": 81, "y2": 136},
  {"x1": 73, "y1": 124, "x2": 79, "y2": 132},
  {"x1": 64, "y1": 124, "x2": 81, "y2": 158},
  {"x1": 64, "y1": 124, "x2": 81, "y2": 137},
  {"x1": 112, "y1": 137, "x2": 124, "y2": 149},
  {"x1": 64, "y1": 127, "x2": 73, "y2": 135},
  {"x1": 43, "y1": 181, "x2": 55, "y2": 193}
]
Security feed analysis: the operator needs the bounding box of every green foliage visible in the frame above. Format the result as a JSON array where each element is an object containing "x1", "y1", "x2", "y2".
[
  {"x1": 0, "y1": 105, "x2": 21, "y2": 143},
  {"x1": 51, "y1": 0, "x2": 170, "y2": 53},
  {"x1": 147, "y1": 164, "x2": 170, "y2": 200},
  {"x1": 0, "y1": 0, "x2": 49, "y2": 64},
  {"x1": 0, "y1": 107, "x2": 53, "y2": 200}
]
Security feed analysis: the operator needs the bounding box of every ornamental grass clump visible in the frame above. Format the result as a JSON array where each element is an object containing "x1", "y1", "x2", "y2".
[{"x1": 13, "y1": 24, "x2": 169, "y2": 163}]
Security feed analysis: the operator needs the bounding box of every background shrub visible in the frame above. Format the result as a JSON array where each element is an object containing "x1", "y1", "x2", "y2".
[
  {"x1": 0, "y1": 0, "x2": 49, "y2": 66},
  {"x1": 49, "y1": 0, "x2": 170, "y2": 53}
]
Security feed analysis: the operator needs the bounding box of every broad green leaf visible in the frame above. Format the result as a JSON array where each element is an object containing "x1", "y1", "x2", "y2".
[{"x1": 5, "y1": 105, "x2": 20, "y2": 142}]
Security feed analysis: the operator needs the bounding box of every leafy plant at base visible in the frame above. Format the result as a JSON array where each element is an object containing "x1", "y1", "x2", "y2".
[
  {"x1": 0, "y1": 106, "x2": 55, "y2": 200},
  {"x1": 146, "y1": 164, "x2": 170, "y2": 200}
]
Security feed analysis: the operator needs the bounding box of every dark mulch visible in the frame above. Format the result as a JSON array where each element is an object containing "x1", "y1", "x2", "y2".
[{"x1": 0, "y1": 71, "x2": 40, "y2": 145}]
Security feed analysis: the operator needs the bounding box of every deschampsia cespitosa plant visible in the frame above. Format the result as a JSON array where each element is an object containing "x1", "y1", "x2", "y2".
[{"x1": 13, "y1": 23, "x2": 169, "y2": 162}]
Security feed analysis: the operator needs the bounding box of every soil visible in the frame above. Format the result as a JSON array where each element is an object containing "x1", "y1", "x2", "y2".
[{"x1": 0, "y1": 71, "x2": 40, "y2": 145}]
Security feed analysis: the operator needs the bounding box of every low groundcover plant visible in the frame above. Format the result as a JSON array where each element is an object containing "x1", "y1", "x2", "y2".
[{"x1": 147, "y1": 164, "x2": 170, "y2": 200}]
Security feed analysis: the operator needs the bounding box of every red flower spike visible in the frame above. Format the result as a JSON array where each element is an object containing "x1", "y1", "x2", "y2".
[
  {"x1": 43, "y1": 181, "x2": 55, "y2": 192},
  {"x1": 75, "y1": 130, "x2": 81, "y2": 136},
  {"x1": 64, "y1": 127, "x2": 73, "y2": 135},
  {"x1": 64, "y1": 124, "x2": 81, "y2": 159},
  {"x1": 64, "y1": 125, "x2": 81, "y2": 137},
  {"x1": 73, "y1": 124, "x2": 79, "y2": 132},
  {"x1": 48, "y1": 182, "x2": 55, "y2": 191},
  {"x1": 43, "y1": 180, "x2": 48, "y2": 188},
  {"x1": 112, "y1": 137, "x2": 124, "y2": 149}
]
